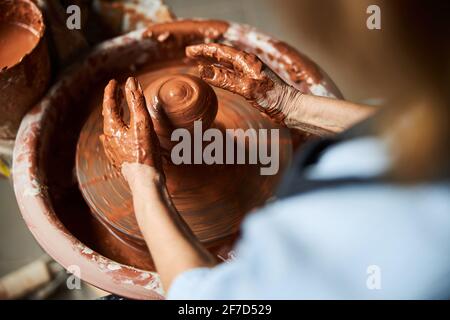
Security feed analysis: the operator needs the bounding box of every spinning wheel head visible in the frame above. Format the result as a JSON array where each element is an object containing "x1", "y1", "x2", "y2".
[
  {"x1": 76, "y1": 62, "x2": 292, "y2": 246},
  {"x1": 144, "y1": 73, "x2": 218, "y2": 151}
]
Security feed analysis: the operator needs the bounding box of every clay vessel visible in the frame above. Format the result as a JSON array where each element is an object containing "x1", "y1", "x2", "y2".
[
  {"x1": 0, "y1": 0, "x2": 50, "y2": 140},
  {"x1": 76, "y1": 67, "x2": 293, "y2": 249}
]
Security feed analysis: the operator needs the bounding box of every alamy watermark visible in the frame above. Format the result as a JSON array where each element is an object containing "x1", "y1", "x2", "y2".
[
  {"x1": 367, "y1": 5, "x2": 382, "y2": 30},
  {"x1": 66, "y1": 265, "x2": 81, "y2": 290},
  {"x1": 170, "y1": 121, "x2": 280, "y2": 176},
  {"x1": 366, "y1": 265, "x2": 382, "y2": 290},
  {"x1": 66, "y1": 5, "x2": 81, "y2": 30}
]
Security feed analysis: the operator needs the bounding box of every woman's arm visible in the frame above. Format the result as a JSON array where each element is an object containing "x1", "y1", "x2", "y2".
[
  {"x1": 101, "y1": 77, "x2": 216, "y2": 291},
  {"x1": 186, "y1": 43, "x2": 375, "y2": 135},
  {"x1": 122, "y1": 163, "x2": 216, "y2": 289},
  {"x1": 277, "y1": 86, "x2": 375, "y2": 135}
]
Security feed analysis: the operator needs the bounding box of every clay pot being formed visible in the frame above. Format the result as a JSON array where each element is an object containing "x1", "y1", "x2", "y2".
[
  {"x1": 13, "y1": 20, "x2": 342, "y2": 299},
  {"x1": 0, "y1": 0, "x2": 50, "y2": 140}
]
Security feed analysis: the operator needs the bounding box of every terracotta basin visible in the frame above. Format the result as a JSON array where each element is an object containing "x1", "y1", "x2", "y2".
[
  {"x1": 12, "y1": 19, "x2": 342, "y2": 299},
  {"x1": 0, "y1": 0, "x2": 50, "y2": 140}
]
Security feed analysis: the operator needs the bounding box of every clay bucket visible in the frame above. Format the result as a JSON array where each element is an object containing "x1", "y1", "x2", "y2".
[
  {"x1": 0, "y1": 0, "x2": 50, "y2": 140},
  {"x1": 13, "y1": 19, "x2": 342, "y2": 299}
]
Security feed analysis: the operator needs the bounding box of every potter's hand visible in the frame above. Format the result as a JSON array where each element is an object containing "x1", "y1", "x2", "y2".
[
  {"x1": 186, "y1": 43, "x2": 294, "y2": 123},
  {"x1": 186, "y1": 43, "x2": 375, "y2": 135},
  {"x1": 100, "y1": 77, "x2": 163, "y2": 172},
  {"x1": 101, "y1": 78, "x2": 215, "y2": 291}
]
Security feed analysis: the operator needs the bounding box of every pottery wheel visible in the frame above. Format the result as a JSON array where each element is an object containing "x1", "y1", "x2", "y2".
[{"x1": 76, "y1": 61, "x2": 293, "y2": 246}]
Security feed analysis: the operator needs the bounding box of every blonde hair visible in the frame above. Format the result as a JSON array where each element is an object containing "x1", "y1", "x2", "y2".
[
  {"x1": 279, "y1": 0, "x2": 449, "y2": 182},
  {"x1": 377, "y1": 1, "x2": 449, "y2": 182}
]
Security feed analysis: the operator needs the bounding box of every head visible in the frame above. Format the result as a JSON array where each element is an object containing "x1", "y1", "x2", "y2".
[
  {"x1": 279, "y1": 0, "x2": 449, "y2": 181},
  {"x1": 375, "y1": 1, "x2": 449, "y2": 182}
]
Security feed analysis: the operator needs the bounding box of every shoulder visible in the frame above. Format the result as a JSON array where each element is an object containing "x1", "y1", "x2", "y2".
[{"x1": 237, "y1": 183, "x2": 450, "y2": 298}]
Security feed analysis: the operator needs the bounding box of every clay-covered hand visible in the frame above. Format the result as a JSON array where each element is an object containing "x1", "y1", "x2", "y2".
[
  {"x1": 100, "y1": 77, "x2": 163, "y2": 173},
  {"x1": 186, "y1": 43, "x2": 299, "y2": 123}
]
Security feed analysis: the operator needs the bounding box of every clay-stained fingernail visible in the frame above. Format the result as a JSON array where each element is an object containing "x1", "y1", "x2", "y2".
[
  {"x1": 107, "y1": 79, "x2": 118, "y2": 87},
  {"x1": 105, "y1": 79, "x2": 118, "y2": 91},
  {"x1": 127, "y1": 77, "x2": 142, "y2": 99},
  {"x1": 125, "y1": 77, "x2": 138, "y2": 91}
]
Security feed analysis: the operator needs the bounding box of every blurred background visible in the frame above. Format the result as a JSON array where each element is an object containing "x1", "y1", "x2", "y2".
[
  {"x1": 170, "y1": 0, "x2": 401, "y2": 103},
  {"x1": 1, "y1": 0, "x2": 448, "y2": 299}
]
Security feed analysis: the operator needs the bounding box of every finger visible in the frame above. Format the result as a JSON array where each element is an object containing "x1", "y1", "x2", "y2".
[
  {"x1": 102, "y1": 79, "x2": 126, "y2": 135},
  {"x1": 186, "y1": 44, "x2": 234, "y2": 69},
  {"x1": 125, "y1": 77, "x2": 149, "y2": 127},
  {"x1": 125, "y1": 77, "x2": 151, "y2": 130},
  {"x1": 198, "y1": 64, "x2": 252, "y2": 99},
  {"x1": 186, "y1": 43, "x2": 264, "y2": 80}
]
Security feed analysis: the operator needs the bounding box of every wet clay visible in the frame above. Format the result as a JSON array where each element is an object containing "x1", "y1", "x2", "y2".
[
  {"x1": 186, "y1": 43, "x2": 272, "y2": 101},
  {"x1": 145, "y1": 73, "x2": 218, "y2": 151},
  {"x1": 100, "y1": 77, "x2": 163, "y2": 170},
  {"x1": 0, "y1": 0, "x2": 49, "y2": 139},
  {"x1": 143, "y1": 20, "x2": 229, "y2": 47},
  {"x1": 0, "y1": 23, "x2": 39, "y2": 70},
  {"x1": 76, "y1": 60, "x2": 293, "y2": 253},
  {"x1": 13, "y1": 20, "x2": 341, "y2": 296},
  {"x1": 184, "y1": 43, "x2": 301, "y2": 123}
]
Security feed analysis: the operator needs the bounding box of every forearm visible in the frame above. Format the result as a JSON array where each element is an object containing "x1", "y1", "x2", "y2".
[
  {"x1": 122, "y1": 163, "x2": 217, "y2": 290},
  {"x1": 279, "y1": 86, "x2": 376, "y2": 135}
]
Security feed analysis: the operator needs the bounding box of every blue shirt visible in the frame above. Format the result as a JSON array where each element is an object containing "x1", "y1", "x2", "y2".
[{"x1": 168, "y1": 138, "x2": 450, "y2": 299}]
